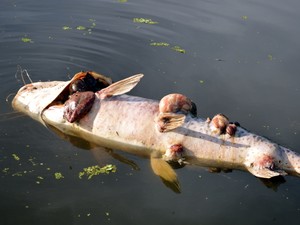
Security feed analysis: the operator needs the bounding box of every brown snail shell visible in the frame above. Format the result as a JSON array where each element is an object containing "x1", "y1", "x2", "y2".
[
  {"x1": 226, "y1": 123, "x2": 237, "y2": 136},
  {"x1": 211, "y1": 113, "x2": 229, "y2": 134},
  {"x1": 159, "y1": 93, "x2": 196, "y2": 116}
]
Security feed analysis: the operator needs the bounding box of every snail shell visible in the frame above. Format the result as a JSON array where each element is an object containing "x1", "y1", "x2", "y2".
[
  {"x1": 210, "y1": 113, "x2": 229, "y2": 134},
  {"x1": 159, "y1": 93, "x2": 196, "y2": 116},
  {"x1": 226, "y1": 123, "x2": 237, "y2": 136}
]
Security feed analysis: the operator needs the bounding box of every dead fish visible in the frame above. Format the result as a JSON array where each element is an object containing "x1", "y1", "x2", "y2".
[{"x1": 12, "y1": 71, "x2": 300, "y2": 192}]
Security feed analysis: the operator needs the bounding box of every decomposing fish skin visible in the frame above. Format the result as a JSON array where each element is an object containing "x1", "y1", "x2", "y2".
[{"x1": 12, "y1": 71, "x2": 300, "y2": 190}]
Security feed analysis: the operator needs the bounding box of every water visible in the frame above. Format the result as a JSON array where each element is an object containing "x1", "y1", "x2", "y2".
[{"x1": 1, "y1": 0, "x2": 300, "y2": 224}]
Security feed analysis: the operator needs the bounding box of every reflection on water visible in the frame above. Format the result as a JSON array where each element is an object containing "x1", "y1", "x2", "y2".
[{"x1": 1, "y1": 0, "x2": 300, "y2": 224}]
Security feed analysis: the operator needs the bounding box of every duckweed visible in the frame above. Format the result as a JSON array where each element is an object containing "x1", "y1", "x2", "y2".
[
  {"x1": 62, "y1": 26, "x2": 72, "y2": 30},
  {"x1": 21, "y1": 37, "x2": 33, "y2": 43},
  {"x1": 12, "y1": 154, "x2": 20, "y2": 161},
  {"x1": 79, "y1": 164, "x2": 117, "y2": 179},
  {"x1": 171, "y1": 46, "x2": 186, "y2": 54},
  {"x1": 133, "y1": 18, "x2": 158, "y2": 24},
  {"x1": 54, "y1": 172, "x2": 64, "y2": 180},
  {"x1": 76, "y1": 26, "x2": 86, "y2": 31},
  {"x1": 150, "y1": 42, "x2": 170, "y2": 47},
  {"x1": 150, "y1": 41, "x2": 186, "y2": 54}
]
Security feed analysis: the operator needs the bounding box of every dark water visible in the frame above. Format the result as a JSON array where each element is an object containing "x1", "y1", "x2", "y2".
[{"x1": 1, "y1": 0, "x2": 300, "y2": 224}]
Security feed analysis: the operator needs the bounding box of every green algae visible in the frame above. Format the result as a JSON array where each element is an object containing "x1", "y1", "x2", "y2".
[
  {"x1": 79, "y1": 164, "x2": 117, "y2": 179},
  {"x1": 150, "y1": 41, "x2": 186, "y2": 54},
  {"x1": 171, "y1": 45, "x2": 186, "y2": 54},
  {"x1": 12, "y1": 154, "x2": 20, "y2": 161},
  {"x1": 133, "y1": 18, "x2": 158, "y2": 24},
  {"x1": 150, "y1": 42, "x2": 170, "y2": 47},
  {"x1": 76, "y1": 26, "x2": 86, "y2": 31},
  {"x1": 21, "y1": 37, "x2": 33, "y2": 43},
  {"x1": 62, "y1": 26, "x2": 72, "y2": 30},
  {"x1": 54, "y1": 172, "x2": 64, "y2": 180}
]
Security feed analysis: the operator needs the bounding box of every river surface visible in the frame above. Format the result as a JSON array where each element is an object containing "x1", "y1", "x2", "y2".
[{"x1": 1, "y1": 0, "x2": 300, "y2": 224}]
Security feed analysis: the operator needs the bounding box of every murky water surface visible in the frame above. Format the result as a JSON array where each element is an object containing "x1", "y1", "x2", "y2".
[{"x1": 1, "y1": 0, "x2": 300, "y2": 224}]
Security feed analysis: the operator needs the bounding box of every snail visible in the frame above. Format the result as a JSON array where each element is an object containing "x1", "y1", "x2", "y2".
[
  {"x1": 69, "y1": 72, "x2": 110, "y2": 94},
  {"x1": 226, "y1": 123, "x2": 237, "y2": 136},
  {"x1": 159, "y1": 93, "x2": 197, "y2": 117},
  {"x1": 210, "y1": 113, "x2": 229, "y2": 134}
]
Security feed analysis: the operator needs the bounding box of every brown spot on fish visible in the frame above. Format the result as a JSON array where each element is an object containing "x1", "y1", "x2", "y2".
[{"x1": 163, "y1": 144, "x2": 185, "y2": 165}]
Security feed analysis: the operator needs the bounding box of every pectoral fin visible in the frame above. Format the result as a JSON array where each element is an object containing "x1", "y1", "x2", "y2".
[
  {"x1": 157, "y1": 113, "x2": 185, "y2": 133},
  {"x1": 97, "y1": 74, "x2": 144, "y2": 99},
  {"x1": 247, "y1": 166, "x2": 287, "y2": 179},
  {"x1": 150, "y1": 152, "x2": 181, "y2": 193}
]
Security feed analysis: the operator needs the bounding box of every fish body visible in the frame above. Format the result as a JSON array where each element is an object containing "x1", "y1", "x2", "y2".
[{"x1": 12, "y1": 72, "x2": 300, "y2": 180}]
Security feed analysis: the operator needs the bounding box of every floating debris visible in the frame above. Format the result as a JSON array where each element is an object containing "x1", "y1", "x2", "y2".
[
  {"x1": 150, "y1": 42, "x2": 170, "y2": 47},
  {"x1": 171, "y1": 46, "x2": 186, "y2": 54},
  {"x1": 268, "y1": 54, "x2": 273, "y2": 61},
  {"x1": 2, "y1": 168, "x2": 9, "y2": 174},
  {"x1": 12, "y1": 154, "x2": 20, "y2": 161},
  {"x1": 54, "y1": 172, "x2": 64, "y2": 180},
  {"x1": 199, "y1": 80, "x2": 204, "y2": 84},
  {"x1": 150, "y1": 42, "x2": 186, "y2": 54},
  {"x1": 133, "y1": 18, "x2": 158, "y2": 24},
  {"x1": 242, "y1": 15, "x2": 248, "y2": 20},
  {"x1": 62, "y1": 26, "x2": 72, "y2": 30},
  {"x1": 79, "y1": 164, "x2": 117, "y2": 179},
  {"x1": 21, "y1": 37, "x2": 33, "y2": 43},
  {"x1": 76, "y1": 26, "x2": 86, "y2": 31},
  {"x1": 88, "y1": 19, "x2": 96, "y2": 28}
]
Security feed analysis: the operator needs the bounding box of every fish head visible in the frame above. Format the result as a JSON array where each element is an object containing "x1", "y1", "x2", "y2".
[
  {"x1": 12, "y1": 80, "x2": 69, "y2": 125},
  {"x1": 12, "y1": 71, "x2": 112, "y2": 126}
]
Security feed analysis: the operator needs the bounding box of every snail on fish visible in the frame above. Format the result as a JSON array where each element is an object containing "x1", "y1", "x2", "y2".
[
  {"x1": 157, "y1": 93, "x2": 197, "y2": 133},
  {"x1": 63, "y1": 72, "x2": 112, "y2": 123},
  {"x1": 159, "y1": 93, "x2": 197, "y2": 117},
  {"x1": 208, "y1": 113, "x2": 238, "y2": 136}
]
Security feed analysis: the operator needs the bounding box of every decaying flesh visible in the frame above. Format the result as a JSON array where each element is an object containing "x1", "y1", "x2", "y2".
[{"x1": 12, "y1": 71, "x2": 300, "y2": 188}]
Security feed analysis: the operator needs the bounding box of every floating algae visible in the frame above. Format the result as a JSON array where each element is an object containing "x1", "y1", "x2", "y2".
[
  {"x1": 133, "y1": 18, "x2": 158, "y2": 24},
  {"x1": 54, "y1": 172, "x2": 64, "y2": 180},
  {"x1": 79, "y1": 164, "x2": 117, "y2": 179},
  {"x1": 21, "y1": 37, "x2": 33, "y2": 43},
  {"x1": 150, "y1": 42, "x2": 170, "y2": 47}
]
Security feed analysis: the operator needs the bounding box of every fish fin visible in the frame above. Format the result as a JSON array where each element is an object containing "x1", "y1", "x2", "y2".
[
  {"x1": 157, "y1": 113, "x2": 185, "y2": 132},
  {"x1": 247, "y1": 166, "x2": 287, "y2": 179},
  {"x1": 97, "y1": 73, "x2": 144, "y2": 99},
  {"x1": 150, "y1": 152, "x2": 181, "y2": 193}
]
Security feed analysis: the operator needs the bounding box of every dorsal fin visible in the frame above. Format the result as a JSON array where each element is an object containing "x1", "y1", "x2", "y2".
[
  {"x1": 97, "y1": 74, "x2": 144, "y2": 99},
  {"x1": 157, "y1": 113, "x2": 185, "y2": 132}
]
